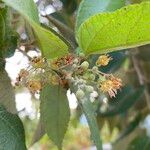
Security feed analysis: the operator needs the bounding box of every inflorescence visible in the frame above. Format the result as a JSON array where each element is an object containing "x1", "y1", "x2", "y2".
[{"x1": 16, "y1": 53, "x2": 122, "y2": 102}]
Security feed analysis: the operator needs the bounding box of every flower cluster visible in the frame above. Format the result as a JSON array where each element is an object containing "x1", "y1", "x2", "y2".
[
  {"x1": 72, "y1": 54, "x2": 122, "y2": 101},
  {"x1": 16, "y1": 54, "x2": 122, "y2": 100}
]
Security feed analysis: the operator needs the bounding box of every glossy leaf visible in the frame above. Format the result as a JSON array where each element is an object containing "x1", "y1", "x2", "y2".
[
  {"x1": 76, "y1": 0, "x2": 125, "y2": 31},
  {"x1": 3, "y1": 0, "x2": 69, "y2": 59},
  {"x1": 98, "y1": 86, "x2": 144, "y2": 117},
  {"x1": 0, "y1": 105, "x2": 26, "y2": 150},
  {"x1": 40, "y1": 84, "x2": 70, "y2": 149},
  {"x1": 77, "y1": 2, "x2": 150, "y2": 55}
]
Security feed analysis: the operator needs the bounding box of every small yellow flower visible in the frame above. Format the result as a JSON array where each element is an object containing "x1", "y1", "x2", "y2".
[
  {"x1": 96, "y1": 55, "x2": 112, "y2": 66},
  {"x1": 99, "y1": 76, "x2": 122, "y2": 98},
  {"x1": 100, "y1": 80, "x2": 114, "y2": 93},
  {"x1": 27, "y1": 80, "x2": 42, "y2": 93}
]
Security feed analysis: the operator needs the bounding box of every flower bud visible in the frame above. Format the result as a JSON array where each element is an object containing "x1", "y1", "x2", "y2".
[
  {"x1": 99, "y1": 75, "x2": 106, "y2": 81},
  {"x1": 72, "y1": 64, "x2": 77, "y2": 69},
  {"x1": 76, "y1": 89, "x2": 85, "y2": 99},
  {"x1": 92, "y1": 66, "x2": 98, "y2": 72},
  {"x1": 91, "y1": 91, "x2": 98, "y2": 98},
  {"x1": 79, "y1": 53, "x2": 85, "y2": 58},
  {"x1": 90, "y1": 97, "x2": 95, "y2": 103},
  {"x1": 85, "y1": 86, "x2": 94, "y2": 93},
  {"x1": 73, "y1": 58, "x2": 79, "y2": 64},
  {"x1": 89, "y1": 74, "x2": 95, "y2": 81},
  {"x1": 100, "y1": 104, "x2": 108, "y2": 113},
  {"x1": 80, "y1": 61, "x2": 89, "y2": 70}
]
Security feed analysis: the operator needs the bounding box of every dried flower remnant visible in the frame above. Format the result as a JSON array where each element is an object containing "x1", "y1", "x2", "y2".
[
  {"x1": 31, "y1": 56, "x2": 46, "y2": 68},
  {"x1": 50, "y1": 54, "x2": 74, "y2": 69},
  {"x1": 15, "y1": 69, "x2": 29, "y2": 85},
  {"x1": 80, "y1": 61, "x2": 89, "y2": 70},
  {"x1": 19, "y1": 69, "x2": 29, "y2": 78},
  {"x1": 96, "y1": 54, "x2": 112, "y2": 66}
]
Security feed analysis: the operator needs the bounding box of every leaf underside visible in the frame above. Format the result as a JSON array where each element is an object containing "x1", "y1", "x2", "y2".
[{"x1": 40, "y1": 84, "x2": 70, "y2": 149}]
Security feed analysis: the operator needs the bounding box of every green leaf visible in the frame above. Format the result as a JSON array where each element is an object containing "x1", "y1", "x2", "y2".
[
  {"x1": 81, "y1": 98, "x2": 103, "y2": 150},
  {"x1": 0, "y1": 105, "x2": 26, "y2": 150},
  {"x1": 0, "y1": 70, "x2": 17, "y2": 114},
  {"x1": 40, "y1": 84, "x2": 70, "y2": 149},
  {"x1": 2, "y1": 0, "x2": 69, "y2": 59},
  {"x1": 0, "y1": 6, "x2": 18, "y2": 58},
  {"x1": 127, "y1": 135, "x2": 150, "y2": 150},
  {"x1": 76, "y1": 0, "x2": 125, "y2": 31},
  {"x1": 98, "y1": 86, "x2": 144, "y2": 117},
  {"x1": 0, "y1": 12, "x2": 5, "y2": 48},
  {"x1": 77, "y1": 2, "x2": 150, "y2": 55}
]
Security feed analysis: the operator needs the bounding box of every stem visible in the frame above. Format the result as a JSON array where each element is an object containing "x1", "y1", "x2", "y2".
[
  {"x1": 17, "y1": 48, "x2": 31, "y2": 60},
  {"x1": 81, "y1": 99, "x2": 103, "y2": 150},
  {"x1": 131, "y1": 48, "x2": 150, "y2": 110},
  {"x1": 69, "y1": 82, "x2": 103, "y2": 150}
]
